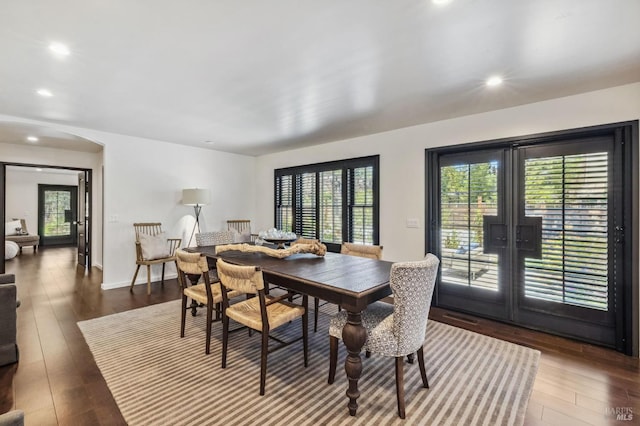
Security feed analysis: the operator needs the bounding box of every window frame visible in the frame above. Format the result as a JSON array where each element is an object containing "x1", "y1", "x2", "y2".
[{"x1": 274, "y1": 155, "x2": 380, "y2": 252}]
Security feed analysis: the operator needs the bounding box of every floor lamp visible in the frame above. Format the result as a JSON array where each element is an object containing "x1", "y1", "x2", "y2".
[{"x1": 183, "y1": 188, "x2": 210, "y2": 247}]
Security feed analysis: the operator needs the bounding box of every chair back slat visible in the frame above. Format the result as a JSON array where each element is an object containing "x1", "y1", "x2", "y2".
[
  {"x1": 133, "y1": 222, "x2": 164, "y2": 241},
  {"x1": 227, "y1": 219, "x2": 251, "y2": 233},
  {"x1": 176, "y1": 250, "x2": 209, "y2": 275},
  {"x1": 391, "y1": 254, "x2": 440, "y2": 354},
  {"x1": 341, "y1": 242, "x2": 383, "y2": 260},
  {"x1": 216, "y1": 258, "x2": 264, "y2": 294}
]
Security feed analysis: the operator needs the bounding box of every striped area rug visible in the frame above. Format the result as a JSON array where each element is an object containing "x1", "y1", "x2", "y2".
[{"x1": 78, "y1": 300, "x2": 539, "y2": 426}]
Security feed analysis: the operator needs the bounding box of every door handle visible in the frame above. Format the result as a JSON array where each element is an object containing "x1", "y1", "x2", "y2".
[{"x1": 516, "y1": 216, "x2": 542, "y2": 258}]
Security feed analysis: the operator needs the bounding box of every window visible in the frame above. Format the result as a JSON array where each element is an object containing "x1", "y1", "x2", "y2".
[{"x1": 275, "y1": 156, "x2": 379, "y2": 250}]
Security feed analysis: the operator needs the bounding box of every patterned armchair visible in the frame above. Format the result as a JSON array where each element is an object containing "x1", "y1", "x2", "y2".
[{"x1": 327, "y1": 254, "x2": 440, "y2": 419}]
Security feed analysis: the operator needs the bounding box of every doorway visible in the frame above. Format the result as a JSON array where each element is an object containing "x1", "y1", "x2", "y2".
[
  {"x1": 1, "y1": 164, "x2": 92, "y2": 272},
  {"x1": 426, "y1": 122, "x2": 638, "y2": 354},
  {"x1": 38, "y1": 184, "x2": 78, "y2": 246}
]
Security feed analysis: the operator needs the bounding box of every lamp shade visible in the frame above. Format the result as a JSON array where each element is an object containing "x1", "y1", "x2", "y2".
[{"x1": 182, "y1": 188, "x2": 210, "y2": 206}]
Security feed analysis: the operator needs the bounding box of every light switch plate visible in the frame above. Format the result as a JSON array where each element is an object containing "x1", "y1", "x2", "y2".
[{"x1": 406, "y1": 218, "x2": 419, "y2": 228}]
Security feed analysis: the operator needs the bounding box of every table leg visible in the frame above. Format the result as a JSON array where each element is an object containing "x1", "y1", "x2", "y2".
[{"x1": 342, "y1": 310, "x2": 367, "y2": 416}]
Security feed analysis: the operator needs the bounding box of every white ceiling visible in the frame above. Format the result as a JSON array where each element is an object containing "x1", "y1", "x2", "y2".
[{"x1": 0, "y1": 0, "x2": 638, "y2": 156}]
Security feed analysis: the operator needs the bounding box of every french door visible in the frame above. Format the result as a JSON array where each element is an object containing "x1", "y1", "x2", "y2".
[
  {"x1": 38, "y1": 184, "x2": 78, "y2": 246},
  {"x1": 427, "y1": 123, "x2": 636, "y2": 353}
]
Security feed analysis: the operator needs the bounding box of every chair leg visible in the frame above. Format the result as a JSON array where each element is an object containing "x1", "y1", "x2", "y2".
[
  {"x1": 146, "y1": 265, "x2": 152, "y2": 295},
  {"x1": 395, "y1": 357, "x2": 406, "y2": 419},
  {"x1": 314, "y1": 298, "x2": 319, "y2": 332},
  {"x1": 175, "y1": 261, "x2": 181, "y2": 288},
  {"x1": 180, "y1": 294, "x2": 187, "y2": 338},
  {"x1": 407, "y1": 353, "x2": 415, "y2": 364},
  {"x1": 221, "y1": 312, "x2": 229, "y2": 368},
  {"x1": 366, "y1": 350, "x2": 371, "y2": 358},
  {"x1": 161, "y1": 262, "x2": 166, "y2": 285},
  {"x1": 130, "y1": 265, "x2": 141, "y2": 292},
  {"x1": 417, "y1": 346, "x2": 429, "y2": 388},
  {"x1": 205, "y1": 302, "x2": 212, "y2": 355},
  {"x1": 328, "y1": 336, "x2": 338, "y2": 384},
  {"x1": 260, "y1": 327, "x2": 269, "y2": 395},
  {"x1": 302, "y1": 295, "x2": 308, "y2": 367}
]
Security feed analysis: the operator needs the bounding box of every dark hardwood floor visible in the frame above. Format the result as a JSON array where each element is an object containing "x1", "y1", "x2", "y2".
[{"x1": 1, "y1": 247, "x2": 638, "y2": 425}]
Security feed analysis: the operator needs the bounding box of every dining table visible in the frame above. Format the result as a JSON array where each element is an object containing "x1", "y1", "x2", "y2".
[{"x1": 186, "y1": 244, "x2": 393, "y2": 416}]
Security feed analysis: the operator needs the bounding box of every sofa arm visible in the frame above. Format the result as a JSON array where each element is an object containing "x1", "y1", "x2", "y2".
[
  {"x1": 0, "y1": 282, "x2": 18, "y2": 366},
  {"x1": 0, "y1": 274, "x2": 15, "y2": 285},
  {"x1": 0, "y1": 410, "x2": 24, "y2": 426}
]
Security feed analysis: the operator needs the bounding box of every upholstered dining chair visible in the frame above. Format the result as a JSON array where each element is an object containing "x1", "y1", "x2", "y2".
[
  {"x1": 130, "y1": 223, "x2": 181, "y2": 295},
  {"x1": 327, "y1": 254, "x2": 440, "y2": 419},
  {"x1": 196, "y1": 230, "x2": 235, "y2": 247},
  {"x1": 217, "y1": 258, "x2": 309, "y2": 395},
  {"x1": 175, "y1": 250, "x2": 241, "y2": 355},
  {"x1": 196, "y1": 230, "x2": 236, "y2": 282}
]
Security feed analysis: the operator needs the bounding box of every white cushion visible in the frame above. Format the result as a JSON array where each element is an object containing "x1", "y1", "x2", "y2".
[
  {"x1": 139, "y1": 232, "x2": 171, "y2": 260},
  {"x1": 231, "y1": 228, "x2": 252, "y2": 243},
  {"x1": 5, "y1": 220, "x2": 22, "y2": 236},
  {"x1": 5, "y1": 241, "x2": 19, "y2": 259}
]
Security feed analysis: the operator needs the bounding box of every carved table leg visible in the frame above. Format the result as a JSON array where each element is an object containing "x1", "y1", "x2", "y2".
[{"x1": 342, "y1": 310, "x2": 367, "y2": 416}]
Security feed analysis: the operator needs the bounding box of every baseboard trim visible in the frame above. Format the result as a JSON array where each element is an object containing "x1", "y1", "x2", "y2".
[{"x1": 101, "y1": 272, "x2": 178, "y2": 290}]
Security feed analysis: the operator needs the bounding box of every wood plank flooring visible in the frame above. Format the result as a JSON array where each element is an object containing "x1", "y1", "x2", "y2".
[{"x1": 1, "y1": 247, "x2": 638, "y2": 425}]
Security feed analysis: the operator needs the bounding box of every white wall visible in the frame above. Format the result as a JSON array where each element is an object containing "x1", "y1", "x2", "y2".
[
  {"x1": 0, "y1": 116, "x2": 257, "y2": 289},
  {"x1": 255, "y1": 82, "x2": 640, "y2": 261},
  {"x1": 6, "y1": 167, "x2": 78, "y2": 233}
]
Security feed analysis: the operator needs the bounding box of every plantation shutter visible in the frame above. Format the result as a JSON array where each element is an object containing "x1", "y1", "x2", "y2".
[
  {"x1": 275, "y1": 174, "x2": 293, "y2": 232},
  {"x1": 524, "y1": 152, "x2": 609, "y2": 310},
  {"x1": 295, "y1": 172, "x2": 317, "y2": 239}
]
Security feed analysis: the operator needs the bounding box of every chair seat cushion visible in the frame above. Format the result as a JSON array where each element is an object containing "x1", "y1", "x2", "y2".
[
  {"x1": 226, "y1": 297, "x2": 305, "y2": 331},
  {"x1": 330, "y1": 301, "x2": 405, "y2": 356},
  {"x1": 183, "y1": 283, "x2": 240, "y2": 305}
]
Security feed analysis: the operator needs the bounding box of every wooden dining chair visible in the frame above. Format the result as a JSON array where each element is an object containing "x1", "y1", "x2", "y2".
[
  {"x1": 226, "y1": 219, "x2": 257, "y2": 242},
  {"x1": 217, "y1": 258, "x2": 308, "y2": 395},
  {"x1": 327, "y1": 254, "x2": 440, "y2": 419},
  {"x1": 340, "y1": 242, "x2": 383, "y2": 260},
  {"x1": 130, "y1": 222, "x2": 181, "y2": 295},
  {"x1": 175, "y1": 250, "x2": 242, "y2": 355}
]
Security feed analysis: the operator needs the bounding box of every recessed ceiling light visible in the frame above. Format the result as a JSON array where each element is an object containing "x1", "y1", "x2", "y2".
[
  {"x1": 37, "y1": 88, "x2": 53, "y2": 97},
  {"x1": 49, "y1": 42, "x2": 70, "y2": 56},
  {"x1": 36, "y1": 168, "x2": 43, "y2": 172},
  {"x1": 27, "y1": 136, "x2": 39, "y2": 142},
  {"x1": 486, "y1": 76, "x2": 503, "y2": 87},
  {"x1": 432, "y1": 0, "x2": 452, "y2": 4}
]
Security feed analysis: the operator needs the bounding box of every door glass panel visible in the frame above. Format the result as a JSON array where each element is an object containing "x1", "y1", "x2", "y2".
[
  {"x1": 524, "y1": 152, "x2": 608, "y2": 311},
  {"x1": 43, "y1": 190, "x2": 71, "y2": 237},
  {"x1": 440, "y1": 161, "x2": 499, "y2": 290},
  {"x1": 319, "y1": 170, "x2": 342, "y2": 243},
  {"x1": 351, "y1": 166, "x2": 375, "y2": 244}
]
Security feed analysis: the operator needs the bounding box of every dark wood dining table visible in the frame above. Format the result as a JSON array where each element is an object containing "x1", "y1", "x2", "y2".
[{"x1": 186, "y1": 244, "x2": 393, "y2": 416}]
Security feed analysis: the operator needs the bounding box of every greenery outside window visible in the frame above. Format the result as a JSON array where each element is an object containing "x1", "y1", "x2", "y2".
[{"x1": 275, "y1": 156, "x2": 379, "y2": 251}]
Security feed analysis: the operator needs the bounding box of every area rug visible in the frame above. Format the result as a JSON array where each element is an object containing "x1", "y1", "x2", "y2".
[{"x1": 78, "y1": 300, "x2": 539, "y2": 426}]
